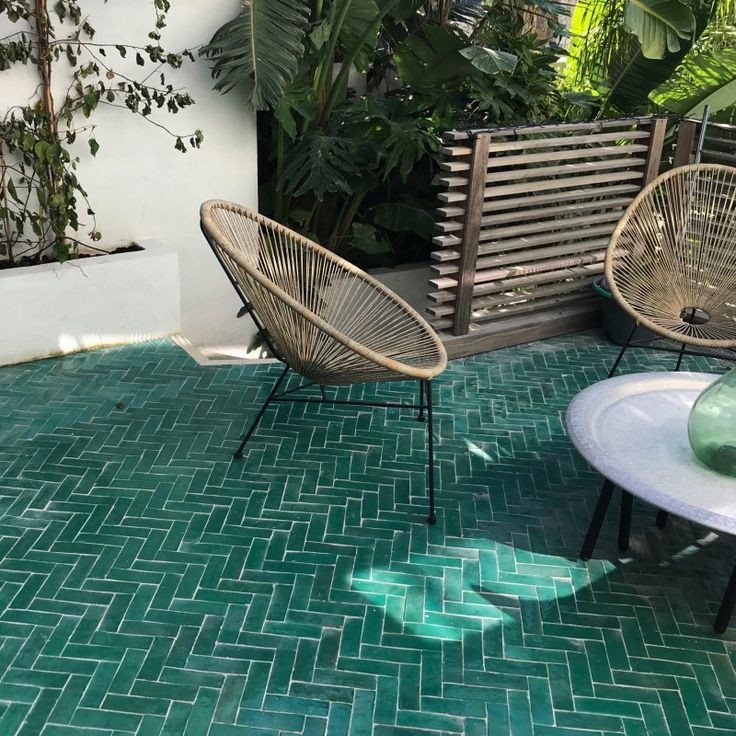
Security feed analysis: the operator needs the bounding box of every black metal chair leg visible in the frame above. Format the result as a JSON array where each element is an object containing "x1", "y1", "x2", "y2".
[
  {"x1": 417, "y1": 380, "x2": 425, "y2": 422},
  {"x1": 319, "y1": 385, "x2": 327, "y2": 402},
  {"x1": 234, "y1": 364, "x2": 290, "y2": 459},
  {"x1": 674, "y1": 342, "x2": 687, "y2": 371},
  {"x1": 655, "y1": 510, "x2": 669, "y2": 529},
  {"x1": 618, "y1": 491, "x2": 633, "y2": 551},
  {"x1": 608, "y1": 321, "x2": 638, "y2": 378},
  {"x1": 425, "y1": 379, "x2": 437, "y2": 525},
  {"x1": 580, "y1": 479, "x2": 616, "y2": 561},
  {"x1": 714, "y1": 562, "x2": 736, "y2": 634}
]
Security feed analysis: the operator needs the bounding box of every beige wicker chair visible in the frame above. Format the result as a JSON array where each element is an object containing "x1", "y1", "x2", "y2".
[
  {"x1": 605, "y1": 163, "x2": 736, "y2": 376},
  {"x1": 200, "y1": 200, "x2": 447, "y2": 523}
]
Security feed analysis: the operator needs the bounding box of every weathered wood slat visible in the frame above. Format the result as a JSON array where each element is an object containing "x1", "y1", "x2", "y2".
[
  {"x1": 701, "y1": 149, "x2": 736, "y2": 166},
  {"x1": 471, "y1": 262, "x2": 604, "y2": 296},
  {"x1": 442, "y1": 117, "x2": 655, "y2": 142},
  {"x1": 703, "y1": 135, "x2": 736, "y2": 152},
  {"x1": 471, "y1": 278, "x2": 600, "y2": 313},
  {"x1": 642, "y1": 117, "x2": 667, "y2": 184},
  {"x1": 439, "y1": 160, "x2": 471, "y2": 173},
  {"x1": 484, "y1": 143, "x2": 649, "y2": 169},
  {"x1": 431, "y1": 250, "x2": 606, "y2": 290},
  {"x1": 477, "y1": 224, "x2": 617, "y2": 252},
  {"x1": 471, "y1": 291, "x2": 599, "y2": 324},
  {"x1": 431, "y1": 239, "x2": 611, "y2": 275},
  {"x1": 453, "y1": 133, "x2": 492, "y2": 336},
  {"x1": 487, "y1": 157, "x2": 644, "y2": 183},
  {"x1": 427, "y1": 278, "x2": 600, "y2": 318},
  {"x1": 482, "y1": 209, "x2": 624, "y2": 240},
  {"x1": 484, "y1": 170, "x2": 644, "y2": 198},
  {"x1": 437, "y1": 175, "x2": 469, "y2": 188},
  {"x1": 484, "y1": 130, "x2": 650, "y2": 154},
  {"x1": 441, "y1": 145, "x2": 473, "y2": 157},
  {"x1": 481, "y1": 183, "x2": 641, "y2": 212}
]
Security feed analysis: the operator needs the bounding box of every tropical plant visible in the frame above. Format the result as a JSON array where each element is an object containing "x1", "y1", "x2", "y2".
[
  {"x1": 566, "y1": 0, "x2": 736, "y2": 119},
  {"x1": 0, "y1": 0, "x2": 202, "y2": 266},
  {"x1": 202, "y1": 0, "x2": 568, "y2": 267}
]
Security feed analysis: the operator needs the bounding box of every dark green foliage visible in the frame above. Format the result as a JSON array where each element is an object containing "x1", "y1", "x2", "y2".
[{"x1": 204, "y1": 0, "x2": 566, "y2": 267}]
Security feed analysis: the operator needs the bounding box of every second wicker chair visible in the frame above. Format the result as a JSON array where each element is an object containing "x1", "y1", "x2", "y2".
[
  {"x1": 200, "y1": 200, "x2": 448, "y2": 524},
  {"x1": 606, "y1": 163, "x2": 736, "y2": 375}
]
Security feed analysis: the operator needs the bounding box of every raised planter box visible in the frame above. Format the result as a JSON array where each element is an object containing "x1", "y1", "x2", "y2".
[{"x1": 0, "y1": 239, "x2": 180, "y2": 366}]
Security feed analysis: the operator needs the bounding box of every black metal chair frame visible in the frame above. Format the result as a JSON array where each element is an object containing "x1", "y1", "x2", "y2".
[{"x1": 202, "y1": 224, "x2": 439, "y2": 525}]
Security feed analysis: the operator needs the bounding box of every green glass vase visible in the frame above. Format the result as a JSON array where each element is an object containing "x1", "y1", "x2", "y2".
[{"x1": 688, "y1": 370, "x2": 736, "y2": 478}]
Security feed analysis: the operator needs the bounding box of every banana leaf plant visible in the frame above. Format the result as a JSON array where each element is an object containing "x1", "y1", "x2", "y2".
[
  {"x1": 201, "y1": 0, "x2": 568, "y2": 266},
  {"x1": 566, "y1": 0, "x2": 736, "y2": 119}
]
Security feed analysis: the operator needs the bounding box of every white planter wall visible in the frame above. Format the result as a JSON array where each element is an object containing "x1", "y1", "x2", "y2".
[
  {"x1": 0, "y1": 242, "x2": 179, "y2": 366},
  {"x1": 0, "y1": 1, "x2": 259, "y2": 355}
]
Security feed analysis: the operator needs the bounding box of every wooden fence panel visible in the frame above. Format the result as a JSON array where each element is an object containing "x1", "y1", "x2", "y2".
[
  {"x1": 674, "y1": 119, "x2": 736, "y2": 167},
  {"x1": 429, "y1": 116, "x2": 667, "y2": 356}
]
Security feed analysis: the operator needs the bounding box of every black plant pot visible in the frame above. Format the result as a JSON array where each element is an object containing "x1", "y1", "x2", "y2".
[{"x1": 593, "y1": 276, "x2": 658, "y2": 347}]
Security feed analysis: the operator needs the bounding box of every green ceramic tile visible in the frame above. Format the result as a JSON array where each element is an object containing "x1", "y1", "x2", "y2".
[{"x1": 0, "y1": 334, "x2": 734, "y2": 736}]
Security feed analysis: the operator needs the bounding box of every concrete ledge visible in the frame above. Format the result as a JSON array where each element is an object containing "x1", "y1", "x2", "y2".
[{"x1": 0, "y1": 239, "x2": 180, "y2": 366}]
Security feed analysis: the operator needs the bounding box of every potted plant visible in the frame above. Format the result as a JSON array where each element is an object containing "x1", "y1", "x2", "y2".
[{"x1": 0, "y1": 0, "x2": 203, "y2": 365}]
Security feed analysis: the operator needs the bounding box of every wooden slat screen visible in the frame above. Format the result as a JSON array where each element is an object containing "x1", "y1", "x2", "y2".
[
  {"x1": 675, "y1": 119, "x2": 736, "y2": 168},
  {"x1": 429, "y1": 117, "x2": 667, "y2": 349}
]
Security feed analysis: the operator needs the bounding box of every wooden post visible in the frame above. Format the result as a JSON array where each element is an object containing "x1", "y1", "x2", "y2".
[
  {"x1": 641, "y1": 117, "x2": 668, "y2": 185},
  {"x1": 673, "y1": 119, "x2": 698, "y2": 168},
  {"x1": 452, "y1": 133, "x2": 491, "y2": 336}
]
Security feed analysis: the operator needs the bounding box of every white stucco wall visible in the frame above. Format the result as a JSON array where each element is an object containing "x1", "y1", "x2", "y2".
[{"x1": 0, "y1": 1, "x2": 258, "y2": 346}]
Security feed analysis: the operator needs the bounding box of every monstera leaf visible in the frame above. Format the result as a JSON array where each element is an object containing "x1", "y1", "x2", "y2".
[
  {"x1": 395, "y1": 25, "x2": 517, "y2": 88},
  {"x1": 651, "y1": 49, "x2": 736, "y2": 117},
  {"x1": 201, "y1": 0, "x2": 310, "y2": 109}
]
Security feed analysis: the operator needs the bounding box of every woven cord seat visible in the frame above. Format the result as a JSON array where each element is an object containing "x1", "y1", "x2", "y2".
[
  {"x1": 200, "y1": 200, "x2": 447, "y2": 523},
  {"x1": 606, "y1": 163, "x2": 736, "y2": 375}
]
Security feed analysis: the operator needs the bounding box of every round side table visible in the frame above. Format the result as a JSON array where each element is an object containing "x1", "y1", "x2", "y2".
[{"x1": 566, "y1": 371, "x2": 736, "y2": 633}]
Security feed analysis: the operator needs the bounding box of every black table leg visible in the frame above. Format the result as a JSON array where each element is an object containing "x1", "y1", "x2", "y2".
[
  {"x1": 618, "y1": 491, "x2": 633, "y2": 551},
  {"x1": 655, "y1": 510, "x2": 669, "y2": 529},
  {"x1": 714, "y1": 562, "x2": 736, "y2": 634},
  {"x1": 580, "y1": 479, "x2": 616, "y2": 561}
]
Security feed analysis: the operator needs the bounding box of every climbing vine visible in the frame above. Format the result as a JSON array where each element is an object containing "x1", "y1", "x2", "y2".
[{"x1": 0, "y1": 0, "x2": 203, "y2": 264}]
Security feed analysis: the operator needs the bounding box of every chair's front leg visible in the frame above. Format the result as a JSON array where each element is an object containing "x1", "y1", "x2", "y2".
[
  {"x1": 608, "y1": 321, "x2": 637, "y2": 378},
  {"x1": 234, "y1": 364, "x2": 290, "y2": 459},
  {"x1": 424, "y1": 378, "x2": 437, "y2": 525},
  {"x1": 417, "y1": 380, "x2": 425, "y2": 422}
]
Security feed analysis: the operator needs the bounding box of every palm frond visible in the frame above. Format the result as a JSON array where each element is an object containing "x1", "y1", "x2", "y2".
[{"x1": 200, "y1": 0, "x2": 310, "y2": 110}]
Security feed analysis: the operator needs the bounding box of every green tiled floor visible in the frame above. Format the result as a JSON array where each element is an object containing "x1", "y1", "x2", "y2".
[{"x1": 1, "y1": 333, "x2": 735, "y2": 736}]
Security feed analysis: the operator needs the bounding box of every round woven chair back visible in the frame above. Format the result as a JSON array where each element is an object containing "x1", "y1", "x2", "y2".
[
  {"x1": 200, "y1": 200, "x2": 447, "y2": 384},
  {"x1": 606, "y1": 163, "x2": 736, "y2": 348}
]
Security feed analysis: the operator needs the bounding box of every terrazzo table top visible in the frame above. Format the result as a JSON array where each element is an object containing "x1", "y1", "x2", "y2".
[{"x1": 566, "y1": 371, "x2": 736, "y2": 535}]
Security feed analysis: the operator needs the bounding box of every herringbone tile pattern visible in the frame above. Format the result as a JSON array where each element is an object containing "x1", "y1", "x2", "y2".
[{"x1": 1, "y1": 333, "x2": 735, "y2": 736}]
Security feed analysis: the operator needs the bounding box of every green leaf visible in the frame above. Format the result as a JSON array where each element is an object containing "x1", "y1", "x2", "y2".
[
  {"x1": 349, "y1": 222, "x2": 391, "y2": 255},
  {"x1": 459, "y1": 46, "x2": 518, "y2": 75},
  {"x1": 338, "y1": 0, "x2": 380, "y2": 71},
  {"x1": 395, "y1": 25, "x2": 477, "y2": 87},
  {"x1": 89, "y1": 138, "x2": 100, "y2": 157},
  {"x1": 372, "y1": 203, "x2": 435, "y2": 239},
  {"x1": 33, "y1": 141, "x2": 49, "y2": 161},
  {"x1": 272, "y1": 80, "x2": 318, "y2": 140},
  {"x1": 200, "y1": 0, "x2": 310, "y2": 110},
  {"x1": 280, "y1": 134, "x2": 358, "y2": 200},
  {"x1": 309, "y1": 17, "x2": 333, "y2": 50},
  {"x1": 623, "y1": 0, "x2": 695, "y2": 59},
  {"x1": 651, "y1": 48, "x2": 736, "y2": 117}
]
